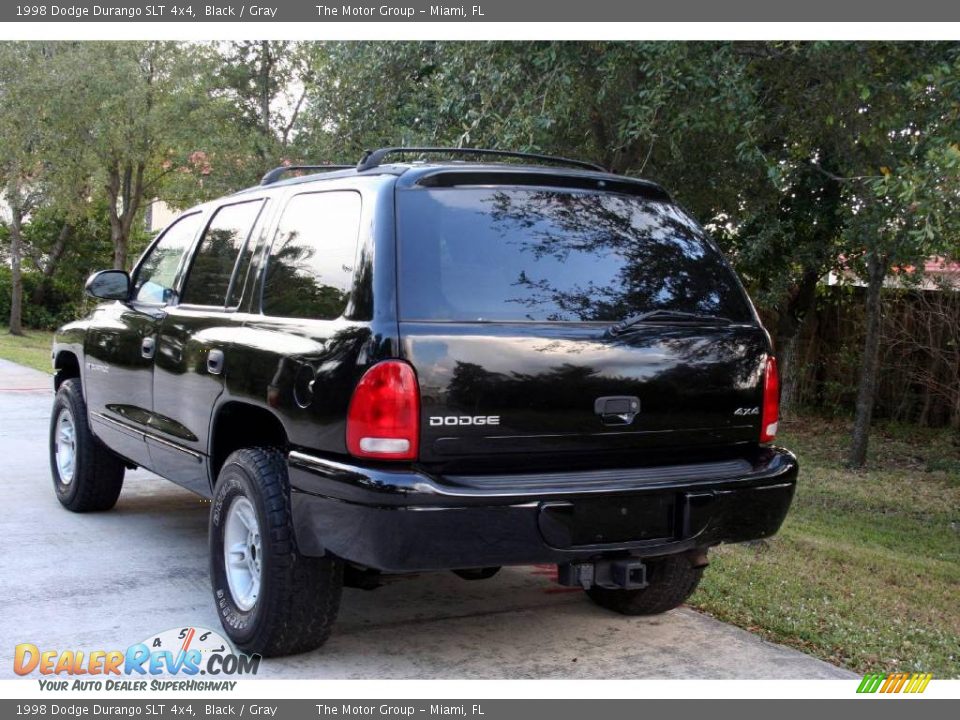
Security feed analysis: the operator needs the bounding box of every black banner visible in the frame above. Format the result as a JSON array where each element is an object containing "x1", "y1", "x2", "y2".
[
  {"x1": 3, "y1": 0, "x2": 960, "y2": 22},
  {"x1": 2, "y1": 700, "x2": 959, "y2": 720},
  {"x1": 0, "y1": 697, "x2": 958, "y2": 720}
]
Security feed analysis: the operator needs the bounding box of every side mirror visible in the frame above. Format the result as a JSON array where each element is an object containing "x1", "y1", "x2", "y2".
[{"x1": 85, "y1": 270, "x2": 131, "y2": 301}]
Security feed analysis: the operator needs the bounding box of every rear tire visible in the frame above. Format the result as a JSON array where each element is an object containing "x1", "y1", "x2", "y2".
[
  {"x1": 585, "y1": 555, "x2": 703, "y2": 615},
  {"x1": 49, "y1": 378, "x2": 125, "y2": 512},
  {"x1": 209, "y1": 447, "x2": 343, "y2": 657}
]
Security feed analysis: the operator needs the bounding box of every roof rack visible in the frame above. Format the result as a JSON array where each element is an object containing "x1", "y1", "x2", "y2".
[
  {"x1": 356, "y1": 147, "x2": 606, "y2": 173},
  {"x1": 260, "y1": 165, "x2": 354, "y2": 186}
]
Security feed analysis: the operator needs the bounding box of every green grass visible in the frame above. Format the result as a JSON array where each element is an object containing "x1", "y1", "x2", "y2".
[
  {"x1": 0, "y1": 330, "x2": 55, "y2": 374},
  {"x1": 692, "y1": 415, "x2": 960, "y2": 677}
]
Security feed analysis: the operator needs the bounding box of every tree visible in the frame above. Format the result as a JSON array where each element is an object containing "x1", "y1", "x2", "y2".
[
  {"x1": 300, "y1": 42, "x2": 756, "y2": 183},
  {"x1": 848, "y1": 53, "x2": 960, "y2": 463},
  {"x1": 40, "y1": 42, "x2": 221, "y2": 270},
  {"x1": 713, "y1": 44, "x2": 847, "y2": 412},
  {"x1": 795, "y1": 43, "x2": 960, "y2": 466},
  {"x1": 213, "y1": 41, "x2": 311, "y2": 174},
  {"x1": 294, "y1": 42, "x2": 448, "y2": 160},
  {"x1": 0, "y1": 43, "x2": 51, "y2": 334}
]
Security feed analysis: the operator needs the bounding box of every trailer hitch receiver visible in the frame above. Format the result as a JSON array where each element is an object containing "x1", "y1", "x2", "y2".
[{"x1": 557, "y1": 558, "x2": 649, "y2": 590}]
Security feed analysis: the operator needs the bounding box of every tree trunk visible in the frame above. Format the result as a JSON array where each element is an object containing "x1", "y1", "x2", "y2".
[
  {"x1": 111, "y1": 223, "x2": 127, "y2": 270},
  {"x1": 31, "y1": 222, "x2": 72, "y2": 306},
  {"x1": 106, "y1": 160, "x2": 145, "y2": 270},
  {"x1": 259, "y1": 40, "x2": 272, "y2": 139},
  {"x1": 848, "y1": 248, "x2": 887, "y2": 468},
  {"x1": 7, "y1": 203, "x2": 25, "y2": 336},
  {"x1": 773, "y1": 267, "x2": 821, "y2": 417},
  {"x1": 778, "y1": 335, "x2": 800, "y2": 416}
]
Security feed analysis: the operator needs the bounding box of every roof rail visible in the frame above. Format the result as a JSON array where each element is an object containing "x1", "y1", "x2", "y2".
[
  {"x1": 260, "y1": 165, "x2": 354, "y2": 186},
  {"x1": 356, "y1": 147, "x2": 606, "y2": 173}
]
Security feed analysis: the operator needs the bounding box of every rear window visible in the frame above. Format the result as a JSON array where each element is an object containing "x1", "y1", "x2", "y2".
[{"x1": 396, "y1": 187, "x2": 752, "y2": 323}]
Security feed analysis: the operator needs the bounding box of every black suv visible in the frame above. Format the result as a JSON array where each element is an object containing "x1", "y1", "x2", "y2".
[{"x1": 50, "y1": 147, "x2": 797, "y2": 657}]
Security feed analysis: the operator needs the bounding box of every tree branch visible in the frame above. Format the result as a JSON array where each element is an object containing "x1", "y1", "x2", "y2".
[
  {"x1": 281, "y1": 86, "x2": 308, "y2": 150},
  {"x1": 809, "y1": 160, "x2": 883, "y2": 184}
]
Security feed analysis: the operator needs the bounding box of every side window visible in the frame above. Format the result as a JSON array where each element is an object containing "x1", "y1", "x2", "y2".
[
  {"x1": 181, "y1": 200, "x2": 264, "y2": 307},
  {"x1": 133, "y1": 213, "x2": 204, "y2": 304},
  {"x1": 262, "y1": 191, "x2": 362, "y2": 320}
]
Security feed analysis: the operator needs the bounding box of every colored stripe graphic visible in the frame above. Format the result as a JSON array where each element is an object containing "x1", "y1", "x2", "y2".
[
  {"x1": 856, "y1": 673, "x2": 885, "y2": 693},
  {"x1": 857, "y1": 672, "x2": 932, "y2": 694}
]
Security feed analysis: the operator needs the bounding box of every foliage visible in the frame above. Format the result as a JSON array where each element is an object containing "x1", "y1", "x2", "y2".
[
  {"x1": 794, "y1": 42, "x2": 960, "y2": 465},
  {"x1": 29, "y1": 42, "x2": 252, "y2": 267},
  {"x1": 694, "y1": 414, "x2": 960, "y2": 677},
  {"x1": 213, "y1": 42, "x2": 311, "y2": 167},
  {"x1": 0, "y1": 42, "x2": 62, "y2": 334},
  {"x1": 0, "y1": 268, "x2": 79, "y2": 330},
  {"x1": 296, "y1": 42, "x2": 759, "y2": 210}
]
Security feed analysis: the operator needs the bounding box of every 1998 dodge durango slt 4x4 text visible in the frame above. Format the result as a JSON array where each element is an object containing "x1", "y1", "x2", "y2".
[{"x1": 49, "y1": 147, "x2": 797, "y2": 656}]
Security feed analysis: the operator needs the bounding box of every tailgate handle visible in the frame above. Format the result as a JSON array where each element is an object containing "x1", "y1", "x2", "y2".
[{"x1": 594, "y1": 396, "x2": 640, "y2": 425}]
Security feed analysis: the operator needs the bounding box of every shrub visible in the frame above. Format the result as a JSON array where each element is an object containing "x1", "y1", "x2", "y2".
[{"x1": 0, "y1": 268, "x2": 82, "y2": 330}]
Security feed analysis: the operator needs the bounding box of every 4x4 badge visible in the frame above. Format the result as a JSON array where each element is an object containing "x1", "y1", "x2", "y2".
[{"x1": 734, "y1": 407, "x2": 760, "y2": 416}]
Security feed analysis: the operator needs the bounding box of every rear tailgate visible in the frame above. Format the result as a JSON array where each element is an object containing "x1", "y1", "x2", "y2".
[
  {"x1": 395, "y1": 176, "x2": 769, "y2": 466},
  {"x1": 403, "y1": 321, "x2": 768, "y2": 463}
]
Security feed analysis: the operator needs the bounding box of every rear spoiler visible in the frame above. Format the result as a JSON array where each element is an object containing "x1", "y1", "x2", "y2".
[{"x1": 414, "y1": 169, "x2": 672, "y2": 202}]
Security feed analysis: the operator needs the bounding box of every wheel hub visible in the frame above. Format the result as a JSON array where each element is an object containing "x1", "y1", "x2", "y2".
[
  {"x1": 224, "y1": 496, "x2": 262, "y2": 611},
  {"x1": 55, "y1": 408, "x2": 77, "y2": 485}
]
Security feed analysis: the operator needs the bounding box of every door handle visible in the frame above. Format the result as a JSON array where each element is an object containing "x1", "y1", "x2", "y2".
[
  {"x1": 141, "y1": 336, "x2": 156, "y2": 360},
  {"x1": 207, "y1": 349, "x2": 225, "y2": 375}
]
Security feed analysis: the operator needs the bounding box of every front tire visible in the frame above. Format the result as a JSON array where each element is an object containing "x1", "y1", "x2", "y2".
[
  {"x1": 49, "y1": 378, "x2": 125, "y2": 512},
  {"x1": 585, "y1": 555, "x2": 703, "y2": 615},
  {"x1": 209, "y1": 447, "x2": 343, "y2": 657}
]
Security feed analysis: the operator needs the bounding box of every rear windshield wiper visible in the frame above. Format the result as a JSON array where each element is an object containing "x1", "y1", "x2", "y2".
[{"x1": 606, "y1": 309, "x2": 732, "y2": 337}]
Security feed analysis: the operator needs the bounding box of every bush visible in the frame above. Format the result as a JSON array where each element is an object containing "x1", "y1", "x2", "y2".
[{"x1": 0, "y1": 268, "x2": 83, "y2": 330}]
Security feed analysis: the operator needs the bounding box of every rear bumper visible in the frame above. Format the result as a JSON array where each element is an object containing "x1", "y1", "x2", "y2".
[{"x1": 287, "y1": 447, "x2": 798, "y2": 571}]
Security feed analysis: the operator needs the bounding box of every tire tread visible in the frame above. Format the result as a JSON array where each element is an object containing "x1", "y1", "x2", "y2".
[
  {"x1": 51, "y1": 379, "x2": 125, "y2": 512},
  {"x1": 213, "y1": 447, "x2": 342, "y2": 657}
]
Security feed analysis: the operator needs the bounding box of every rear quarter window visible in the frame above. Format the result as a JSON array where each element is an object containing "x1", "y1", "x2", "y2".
[
  {"x1": 261, "y1": 190, "x2": 362, "y2": 320},
  {"x1": 396, "y1": 187, "x2": 752, "y2": 323},
  {"x1": 181, "y1": 200, "x2": 264, "y2": 307}
]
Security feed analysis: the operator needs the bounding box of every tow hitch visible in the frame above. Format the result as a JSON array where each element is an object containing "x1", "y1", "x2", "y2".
[{"x1": 557, "y1": 558, "x2": 648, "y2": 590}]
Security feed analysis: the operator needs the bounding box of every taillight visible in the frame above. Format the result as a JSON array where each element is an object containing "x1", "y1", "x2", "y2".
[
  {"x1": 760, "y1": 356, "x2": 779, "y2": 443},
  {"x1": 346, "y1": 360, "x2": 420, "y2": 461}
]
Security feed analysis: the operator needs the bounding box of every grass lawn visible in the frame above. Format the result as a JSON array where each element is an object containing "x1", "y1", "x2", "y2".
[
  {"x1": 693, "y1": 415, "x2": 960, "y2": 677},
  {"x1": 0, "y1": 330, "x2": 55, "y2": 374}
]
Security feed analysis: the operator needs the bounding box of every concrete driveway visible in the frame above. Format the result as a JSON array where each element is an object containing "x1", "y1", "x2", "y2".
[{"x1": 0, "y1": 358, "x2": 853, "y2": 679}]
